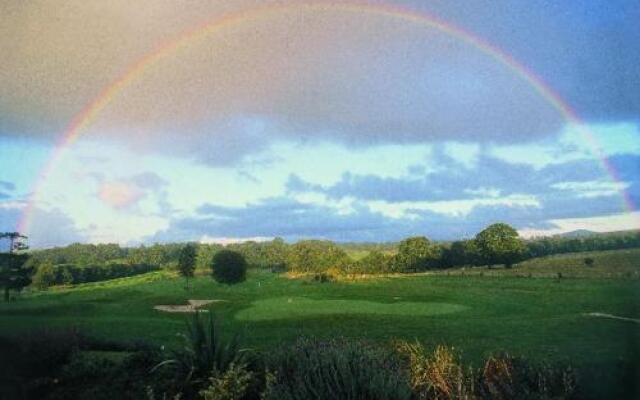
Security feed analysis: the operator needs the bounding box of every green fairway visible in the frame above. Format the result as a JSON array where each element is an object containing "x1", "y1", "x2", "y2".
[
  {"x1": 235, "y1": 297, "x2": 467, "y2": 321},
  {"x1": 1, "y1": 259, "x2": 639, "y2": 368}
]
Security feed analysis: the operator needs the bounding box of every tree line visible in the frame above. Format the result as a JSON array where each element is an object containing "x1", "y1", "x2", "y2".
[{"x1": 6, "y1": 226, "x2": 640, "y2": 294}]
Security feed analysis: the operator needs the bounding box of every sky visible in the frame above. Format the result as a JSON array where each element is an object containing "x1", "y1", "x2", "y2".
[{"x1": 1, "y1": 0, "x2": 639, "y2": 248}]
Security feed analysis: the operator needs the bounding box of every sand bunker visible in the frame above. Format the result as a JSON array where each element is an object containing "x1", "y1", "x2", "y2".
[
  {"x1": 584, "y1": 312, "x2": 640, "y2": 324},
  {"x1": 154, "y1": 299, "x2": 224, "y2": 313}
]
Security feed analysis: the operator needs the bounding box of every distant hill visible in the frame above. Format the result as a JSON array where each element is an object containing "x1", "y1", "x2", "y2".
[
  {"x1": 553, "y1": 229, "x2": 639, "y2": 239},
  {"x1": 554, "y1": 229, "x2": 598, "y2": 238}
]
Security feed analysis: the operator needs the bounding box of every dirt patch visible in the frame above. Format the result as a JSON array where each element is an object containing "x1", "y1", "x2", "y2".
[
  {"x1": 583, "y1": 312, "x2": 640, "y2": 324},
  {"x1": 154, "y1": 299, "x2": 224, "y2": 313}
]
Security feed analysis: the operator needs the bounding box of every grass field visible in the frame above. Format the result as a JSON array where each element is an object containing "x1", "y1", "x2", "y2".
[
  {"x1": 438, "y1": 248, "x2": 640, "y2": 279},
  {"x1": 1, "y1": 249, "x2": 639, "y2": 370}
]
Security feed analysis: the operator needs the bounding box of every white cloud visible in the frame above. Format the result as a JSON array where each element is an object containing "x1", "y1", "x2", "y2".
[
  {"x1": 489, "y1": 122, "x2": 640, "y2": 170},
  {"x1": 519, "y1": 211, "x2": 640, "y2": 238},
  {"x1": 368, "y1": 194, "x2": 540, "y2": 219},
  {"x1": 199, "y1": 235, "x2": 273, "y2": 245},
  {"x1": 551, "y1": 180, "x2": 630, "y2": 199}
]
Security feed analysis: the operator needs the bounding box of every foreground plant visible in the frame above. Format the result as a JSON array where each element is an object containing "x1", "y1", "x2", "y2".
[
  {"x1": 263, "y1": 337, "x2": 413, "y2": 400},
  {"x1": 153, "y1": 312, "x2": 248, "y2": 399},
  {"x1": 396, "y1": 342, "x2": 475, "y2": 400}
]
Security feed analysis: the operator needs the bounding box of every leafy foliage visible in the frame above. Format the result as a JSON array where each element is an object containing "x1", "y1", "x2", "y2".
[
  {"x1": 287, "y1": 240, "x2": 351, "y2": 273},
  {"x1": 0, "y1": 252, "x2": 31, "y2": 301},
  {"x1": 393, "y1": 236, "x2": 441, "y2": 272},
  {"x1": 153, "y1": 312, "x2": 247, "y2": 399},
  {"x1": 199, "y1": 362, "x2": 256, "y2": 400},
  {"x1": 31, "y1": 262, "x2": 158, "y2": 288},
  {"x1": 475, "y1": 223, "x2": 526, "y2": 268},
  {"x1": 264, "y1": 337, "x2": 412, "y2": 400},
  {"x1": 178, "y1": 243, "x2": 197, "y2": 289},
  {"x1": 396, "y1": 342, "x2": 474, "y2": 400},
  {"x1": 351, "y1": 250, "x2": 394, "y2": 274},
  {"x1": 478, "y1": 353, "x2": 577, "y2": 399},
  {"x1": 32, "y1": 261, "x2": 56, "y2": 289},
  {"x1": 211, "y1": 250, "x2": 247, "y2": 284}
]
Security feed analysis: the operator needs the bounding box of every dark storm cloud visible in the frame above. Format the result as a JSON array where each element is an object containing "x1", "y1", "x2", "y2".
[
  {"x1": 9, "y1": 1, "x2": 630, "y2": 167},
  {"x1": 407, "y1": 0, "x2": 640, "y2": 121}
]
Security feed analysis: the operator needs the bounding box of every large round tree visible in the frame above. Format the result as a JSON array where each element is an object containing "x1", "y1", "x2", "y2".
[
  {"x1": 393, "y1": 236, "x2": 440, "y2": 272},
  {"x1": 211, "y1": 250, "x2": 247, "y2": 284},
  {"x1": 474, "y1": 223, "x2": 525, "y2": 268}
]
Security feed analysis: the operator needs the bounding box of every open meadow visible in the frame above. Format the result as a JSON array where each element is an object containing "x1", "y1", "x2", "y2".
[{"x1": 2, "y1": 249, "x2": 638, "y2": 366}]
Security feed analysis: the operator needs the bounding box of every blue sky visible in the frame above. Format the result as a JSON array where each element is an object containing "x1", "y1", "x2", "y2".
[{"x1": 1, "y1": 0, "x2": 639, "y2": 247}]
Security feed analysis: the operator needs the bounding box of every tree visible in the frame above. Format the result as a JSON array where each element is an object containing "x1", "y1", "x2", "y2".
[
  {"x1": 32, "y1": 262, "x2": 56, "y2": 290},
  {"x1": 474, "y1": 223, "x2": 525, "y2": 268},
  {"x1": 393, "y1": 236, "x2": 440, "y2": 272},
  {"x1": 287, "y1": 240, "x2": 350, "y2": 273},
  {"x1": 0, "y1": 232, "x2": 31, "y2": 301},
  {"x1": 263, "y1": 237, "x2": 289, "y2": 271},
  {"x1": 211, "y1": 250, "x2": 247, "y2": 284},
  {"x1": 178, "y1": 243, "x2": 197, "y2": 290},
  {"x1": 354, "y1": 250, "x2": 393, "y2": 274},
  {"x1": 444, "y1": 240, "x2": 480, "y2": 267}
]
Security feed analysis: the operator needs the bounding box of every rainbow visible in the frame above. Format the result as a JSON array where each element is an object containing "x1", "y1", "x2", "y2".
[{"x1": 18, "y1": 0, "x2": 638, "y2": 233}]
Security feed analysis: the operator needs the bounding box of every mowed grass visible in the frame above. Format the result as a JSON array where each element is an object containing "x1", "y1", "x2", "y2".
[
  {"x1": 0, "y1": 250, "x2": 639, "y2": 369},
  {"x1": 235, "y1": 297, "x2": 468, "y2": 321},
  {"x1": 438, "y1": 248, "x2": 640, "y2": 279}
]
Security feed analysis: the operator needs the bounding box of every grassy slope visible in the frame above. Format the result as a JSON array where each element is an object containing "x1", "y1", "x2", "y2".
[
  {"x1": 0, "y1": 250, "x2": 638, "y2": 369},
  {"x1": 437, "y1": 248, "x2": 640, "y2": 278}
]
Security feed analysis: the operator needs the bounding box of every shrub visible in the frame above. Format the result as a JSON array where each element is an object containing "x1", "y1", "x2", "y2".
[
  {"x1": 199, "y1": 362, "x2": 255, "y2": 400},
  {"x1": 287, "y1": 240, "x2": 351, "y2": 273},
  {"x1": 393, "y1": 236, "x2": 441, "y2": 272},
  {"x1": 479, "y1": 353, "x2": 577, "y2": 399},
  {"x1": 396, "y1": 342, "x2": 474, "y2": 400},
  {"x1": 211, "y1": 250, "x2": 247, "y2": 284},
  {"x1": 584, "y1": 257, "x2": 595, "y2": 267},
  {"x1": 0, "y1": 328, "x2": 86, "y2": 398},
  {"x1": 153, "y1": 312, "x2": 247, "y2": 398},
  {"x1": 352, "y1": 250, "x2": 394, "y2": 274},
  {"x1": 32, "y1": 262, "x2": 57, "y2": 289},
  {"x1": 264, "y1": 337, "x2": 412, "y2": 400}
]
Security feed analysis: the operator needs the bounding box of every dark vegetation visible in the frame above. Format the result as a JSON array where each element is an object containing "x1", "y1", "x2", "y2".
[
  {"x1": 31, "y1": 262, "x2": 157, "y2": 288},
  {"x1": 11, "y1": 226, "x2": 640, "y2": 291},
  {"x1": 2, "y1": 228, "x2": 638, "y2": 397},
  {"x1": 211, "y1": 249, "x2": 247, "y2": 284},
  {"x1": 13, "y1": 224, "x2": 640, "y2": 288},
  {"x1": 1, "y1": 313, "x2": 636, "y2": 400},
  {"x1": 178, "y1": 243, "x2": 197, "y2": 289}
]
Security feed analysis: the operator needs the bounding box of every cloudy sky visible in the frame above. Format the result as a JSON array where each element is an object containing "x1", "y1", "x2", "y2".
[{"x1": 1, "y1": 0, "x2": 639, "y2": 248}]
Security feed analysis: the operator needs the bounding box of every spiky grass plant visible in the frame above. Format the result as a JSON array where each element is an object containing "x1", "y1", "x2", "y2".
[{"x1": 153, "y1": 312, "x2": 247, "y2": 399}]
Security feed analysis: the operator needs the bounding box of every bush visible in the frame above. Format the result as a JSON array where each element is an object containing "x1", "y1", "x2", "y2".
[
  {"x1": 32, "y1": 262, "x2": 56, "y2": 289},
  {"x1": 264, "y1": 337, "x2": 412, "y2": 400},
  {"x1": 199, "y1": 362, "x2": 255, "y2": 400},
  {"x1": 584, "y1": 257, "x2": 595, "y2": 267},
  {"x1": 479, "y1": 353, "x2": 577, "y2": 399},
  {"x1": 211, "y1": 250, "x2": 247, "y2": 284},
  {"x1": 396, "y1": 342, "x2": 474, "y2": 399},
  {"x1": 152, "y1": 312, "x2": 248, "y2": 399},
  {"x1": 393, "y1": 236, "x2": 441, "y2": 272},
  {"x1": 287, "y1": 240, "x2": 351, "y2": 273},
  {"x1": 352, "y1": 250, "x2": 394, "y2": 274},
  {"x1": 0, "y1": 328, "x2": 86, "y2": 398}
]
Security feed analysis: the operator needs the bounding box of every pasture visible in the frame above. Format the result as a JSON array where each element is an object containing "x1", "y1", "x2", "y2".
[{"x1": 1, "y1": 249, "x2": 639, "y2": 369}]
